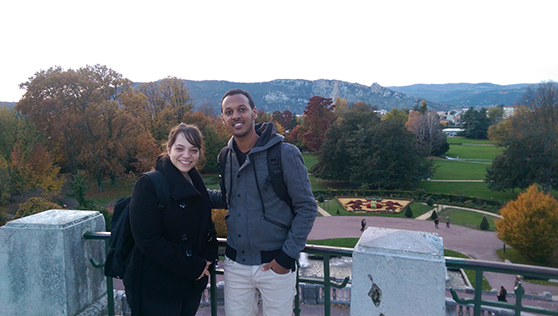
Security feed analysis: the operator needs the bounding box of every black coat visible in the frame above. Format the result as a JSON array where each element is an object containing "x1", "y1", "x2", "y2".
[{"x1": 123, "y1": 157, "x2": 218, "y2": 311}]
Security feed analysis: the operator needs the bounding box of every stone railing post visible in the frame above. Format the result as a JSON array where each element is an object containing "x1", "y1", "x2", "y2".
[
  {"x1": 351, "y1": 227, "x2": 446, "y2": 316},
  {"x1": 0, "y1": 209, "x2": 106, "y2": 316}
]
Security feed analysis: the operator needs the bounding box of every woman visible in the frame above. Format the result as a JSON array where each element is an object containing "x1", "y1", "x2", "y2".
[{"x1": 124, "y1": 123, "x2": 219, "y2": 316}]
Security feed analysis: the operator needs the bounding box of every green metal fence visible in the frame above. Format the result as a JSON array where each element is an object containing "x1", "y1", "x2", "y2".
[
  {"x1": 446, "y1": 257, "x2": 558, "y2": 316},
  {"x1": 84, "y1": 232, "x2": 558, "y2": 316}
]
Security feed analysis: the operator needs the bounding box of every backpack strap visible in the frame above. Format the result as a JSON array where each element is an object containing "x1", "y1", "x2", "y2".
[
  {"x1": 218, "y1": 147, "x2": 230, "y2": 206},
  {"x1": 264, "y1": 141, "x2": 294, "y2": 214},
  {"x1": 144, "y1": 170, "x2": 170, "y2": 210}
]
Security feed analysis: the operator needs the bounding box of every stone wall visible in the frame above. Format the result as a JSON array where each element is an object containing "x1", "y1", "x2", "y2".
[{"x1": 0, "y1": 210, "x2": 106, "y2": 316}]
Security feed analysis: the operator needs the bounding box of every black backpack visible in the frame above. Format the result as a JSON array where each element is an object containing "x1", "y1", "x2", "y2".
[
  {"x1": 218, "y1": 141, "x2": 293, "y2": 212},
  {"x1": 104, "y1": 170, "x2": 170, "y2": 279}
]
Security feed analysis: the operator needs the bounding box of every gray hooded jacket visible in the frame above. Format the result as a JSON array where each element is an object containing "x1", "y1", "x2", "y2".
[{"x1": 222, "y1": 122, "x2": 317, "y2": 269}]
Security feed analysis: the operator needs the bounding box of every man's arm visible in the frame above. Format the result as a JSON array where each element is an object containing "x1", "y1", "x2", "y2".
[{"x1": 274, "y1": 144, "x2": 317, "y2": 269}]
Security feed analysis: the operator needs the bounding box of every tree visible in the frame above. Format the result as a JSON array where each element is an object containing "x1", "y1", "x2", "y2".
[
  {"x1": 333, "y1": 97, "x2": 348, "y2": 115},
  {"x1": 405, "y1": 110, "x2": 449, "y2": 156},
  {"x1": 311, "y1": 108, "x2": 434, "y2": 189},
  {"x1": 405, "y1": 206, "x2": 413, "y2": 218},
  {"x1": 461, "y1": 107, "x2": 491, "y2": 139},
  {"x1": 197, "y1": 102, "x2": 219, "y2": 118},
  {"x1": 301, "y1": 96, "x2": 337, "y2": 151},
  {"x1": 496, "y1": 184, "x2": 558, "y2": 262},
  {"x1": 487, "y1": 116, "x2": 515, "y2": 142},
  {"x1": 419, "y1": 99, "x2": 428, "y2": 114},
  {"x1": 15, "y1": 197, "x2": 62, "y2": 219},
  {"x1": 487, "y1": 105, "x2": 504, "y2": 124},
  {"x1": 0, "y1": 155, "x2": 11, "y2": 203},
  {"x1": 382, "y1": 108, "x2": 408, "y2": 124},
  {"x1": 430, "y1": 210, "x2": 438, "y2": 220},
  {"x1": 479, "y1": 216, "x2": 490, "y2": 230},
  {"x1": 138, "y1": 76, "x2": 194, "y2": 141},
  {"x1": 66, "y1": 172, "x2": 97, "y2": 210},
  {"x1": 18, "y1": 65, "x2": 152, "y2": 192},
  {"x1": 486, "y1": 82, "x2": 558, "y2": 193}
]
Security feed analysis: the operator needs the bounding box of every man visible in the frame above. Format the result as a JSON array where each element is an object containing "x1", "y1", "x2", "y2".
[{"x1": 220, "y1": 89, "x2": 317, "y2": 316}]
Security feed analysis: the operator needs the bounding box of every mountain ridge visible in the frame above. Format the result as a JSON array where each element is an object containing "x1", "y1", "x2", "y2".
[
  {"x1": 2, "y1": 80, "x2": 534, "y2": 113},
  {"x1": 387, "y1": 82, "x2": 531, "y2": 108}
]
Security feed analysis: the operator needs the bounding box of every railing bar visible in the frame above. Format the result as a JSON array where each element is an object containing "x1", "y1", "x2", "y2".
[
  {"x1": 84, "y1": 234, "x2": 558, "y2": 316},
  {"x1": 323, "y1": 253, "x2": 331, "y2": 316},
  {"x1": 473, "y1": 268, "x2": 483, "y2": 316}
]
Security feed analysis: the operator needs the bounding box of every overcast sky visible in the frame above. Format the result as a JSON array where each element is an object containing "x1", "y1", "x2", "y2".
[{"x1": 1, "y1": 0, "x2": 557, "y2": 102}]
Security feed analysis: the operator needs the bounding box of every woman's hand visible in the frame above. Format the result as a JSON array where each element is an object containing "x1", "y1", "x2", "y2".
[{"x1": 196, "y1": 261, "x2": 212, "y2": 280}]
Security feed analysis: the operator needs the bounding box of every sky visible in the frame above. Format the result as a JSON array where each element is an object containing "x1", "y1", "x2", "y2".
[{"x1": 1, "y1": 0, "x2": 557, "y2": 102}]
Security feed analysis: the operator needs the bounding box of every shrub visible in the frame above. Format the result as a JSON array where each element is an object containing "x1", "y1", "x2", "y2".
[
  {"x1": 426, "y1": 196, "x2": 434, "y2": 206},
  {"x1": 15, "y1": 197, "x2": 61, "y2": 219},
  {"x1": 480, "y1": 216, "x2": 490, "y2": 230},
  {"x1": 317, "y1": 194, "x2": 325, "y2": 203},
  {"x1": 404, "y1": 206, "x2": 413, "y2": 218},
  {"x1": 212, "y1": 208, "x2": 228, "y2": 238},
  {"x1": 430, "y1": 210, "x2": 438, "y2": 220}
]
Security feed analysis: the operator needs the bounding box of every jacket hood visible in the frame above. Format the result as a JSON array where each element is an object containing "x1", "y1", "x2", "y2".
[
  {"x1": 227, "y1": 122, "x2": 284, "y2": 154},
  {"x1": 253, "y1": 122, "x2": 284, "y2": 152}
]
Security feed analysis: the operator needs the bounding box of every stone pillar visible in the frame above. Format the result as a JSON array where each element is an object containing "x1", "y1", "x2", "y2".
[
  {"x1": 0, "y1": 210, "x2": 106, "y2": 316},
  {"x1": 351, "y1": 227, "x2": 446, "y2": 316}
]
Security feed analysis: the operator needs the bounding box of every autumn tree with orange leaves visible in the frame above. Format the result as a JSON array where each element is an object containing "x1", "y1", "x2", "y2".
[
  {"x1": 496, "y1": 184, "x2": 558, "y2": 262},
  {"x1": 17, "y1": 65, "x2": 159, "y2": 192}
]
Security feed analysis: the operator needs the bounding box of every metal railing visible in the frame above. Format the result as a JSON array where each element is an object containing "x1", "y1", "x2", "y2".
[
  {"x1": 84, "y1": 232, "x2": 558, "y2": 316},
  {"x1": 446, "y1": 257, "x2": 558, "y2": 316}
]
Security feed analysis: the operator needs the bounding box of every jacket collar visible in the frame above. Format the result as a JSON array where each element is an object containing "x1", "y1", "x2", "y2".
[{"x1": 156, "y1": 157, "x2": 204, "y2": 201}]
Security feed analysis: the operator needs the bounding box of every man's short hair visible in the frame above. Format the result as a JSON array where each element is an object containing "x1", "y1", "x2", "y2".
[{"x1": 221, "y1": 88, "x2": 255, "y2": 112}]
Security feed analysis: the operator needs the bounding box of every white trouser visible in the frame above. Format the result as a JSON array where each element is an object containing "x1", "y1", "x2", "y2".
[{"x1": 224, "y1": 256, "x2": 297, "y2": 316}]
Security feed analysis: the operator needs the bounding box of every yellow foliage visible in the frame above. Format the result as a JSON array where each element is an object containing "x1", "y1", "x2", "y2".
[
  {"x1": 211, "y1": 208, "x2": 228, "y2": 238},
  {"x1": 15, "y1": 197, "x2": 62, "y2": 219},
  {"x1": 496, "y1": 185, "x2": 558, "y2": 262},
  {"x1": 0, "y1": 156, "x2": 10, "y2": 201}
]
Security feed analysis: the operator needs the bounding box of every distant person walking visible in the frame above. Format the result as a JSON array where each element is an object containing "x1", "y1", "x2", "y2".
[
  {"x1": 434, "y1": 218, "x2": 439, "y2": 229},
  {"x1": 497, "y1": 286, "x2": 507, "y2": 302},
  {"x1": 361, "y1": 219, "x2": 366, "y2": 231},
  {"x1": 446, "y1": 217, "x2": 451, "y2": 228}
]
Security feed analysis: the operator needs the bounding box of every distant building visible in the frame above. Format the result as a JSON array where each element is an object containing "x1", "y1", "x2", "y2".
[
  {"x1": 503, "y1": 105, "x2": 519, "y2": 119},
  {"x1": 442, "y1": 128, "x2": 464, "y2": 137}
]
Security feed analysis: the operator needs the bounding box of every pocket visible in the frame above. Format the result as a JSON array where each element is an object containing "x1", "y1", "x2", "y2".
[
  {"x1": 269, "y1": 268, "x2": 292, "y2": 276},
  {"x1": 224, "y1": 256, "x2": 236, "y2": 268}
]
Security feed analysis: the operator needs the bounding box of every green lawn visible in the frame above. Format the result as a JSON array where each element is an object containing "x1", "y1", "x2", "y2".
[
  {"x1": 430, "y1": 159, "x2": 491, "y2": 180},
  {"x1": 417, "y1": 181, "x2": 519, "y2": 201},
  {"x1": 496, "y1": 248, "x2": 558, "y2": 285},
  {"x1": 445, "y1": 249, "x2": 491, "y2": 290},
  {"x1": 445, "y1": 144, "x2": 503, "y2": 160},
  {"x1": 447, "y1": 136, "x2": 497, "y2": 145},
  {"x1": 307, "y1": 238, "x2": 359, "y2": 248},
  {"x1": 437, "y1": 208, "x2": 497, "y2": 231}
]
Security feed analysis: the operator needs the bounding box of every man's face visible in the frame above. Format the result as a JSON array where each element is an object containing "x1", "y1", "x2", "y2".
[{"x1": 221, "y1": 93, "x2": 258, "y2": 138}]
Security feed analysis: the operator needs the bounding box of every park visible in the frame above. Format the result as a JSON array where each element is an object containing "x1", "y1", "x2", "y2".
[{"x1": 1, "y1": 74, "x2": 558, "y2": 315}]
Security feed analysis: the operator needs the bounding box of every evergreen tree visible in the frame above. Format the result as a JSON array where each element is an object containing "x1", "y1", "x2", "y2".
[
  {"x1": 404, "y1": 206, "x2": 413, "y2": 218},
  {"x1": 480, "y1": 216, "x2": 490, "y2": 230}
]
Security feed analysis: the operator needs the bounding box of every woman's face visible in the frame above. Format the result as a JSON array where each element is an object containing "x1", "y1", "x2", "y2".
[{"x1": 167, "y1": 133, "x2": 200, "y2": 177}]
